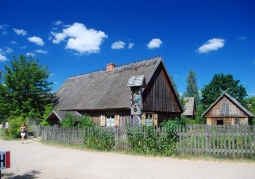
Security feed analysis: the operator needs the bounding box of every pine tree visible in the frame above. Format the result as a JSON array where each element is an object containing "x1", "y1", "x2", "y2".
[{"x1": 183, "y1": 70, "x2": 200, "y2": 105}]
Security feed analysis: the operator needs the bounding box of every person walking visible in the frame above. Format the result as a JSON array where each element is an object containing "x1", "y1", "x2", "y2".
[
  {"x1": 20, "y1": 123, "x2": 26, "y2": 144},
  {"x1": 4, "y1": 121, "x2": 9, "y2": 135}
]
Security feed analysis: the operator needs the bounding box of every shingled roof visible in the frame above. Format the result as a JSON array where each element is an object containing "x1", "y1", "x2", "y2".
[{"x1": 55, "y1": 57, "x2": 179, "y2": 111}]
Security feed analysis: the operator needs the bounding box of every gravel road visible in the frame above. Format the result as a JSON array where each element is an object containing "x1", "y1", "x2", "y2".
[{"x1": 1, "y1": 138, "x2": 255, "y2": 179}]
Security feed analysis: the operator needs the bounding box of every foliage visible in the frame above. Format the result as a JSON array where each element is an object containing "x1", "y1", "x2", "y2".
[
  {"x1": 83, "y1": 126, "x2": 115, "y2": 151},
  {"x1": 61, "y1": 113, "x2": 76, "y2": 128},
  {"x1": 195, "y1": 105, "x2": 206, "y2": 124},
  {"x1": 201, "y1": 74, "x2": 247, "y2": 109},
  {"x1": 0, "y1": 55, "x2": 53, "y2": 119},
  {"x1": 126, "y1": 124, "x2": 177, "y2": 156},
  {"x1": 77, "y1": 113, "x2": 94, "y2": 127},
  {"x1": 7, "y1": 116, "x2": 26, "y2": 138},
  {"x1": 245, "y1": 96, "x2": 255, "y2": 124},
  {"x1": 183, "y1": 70, "x2": 200, "y2": 106},
  {"x1": 245, "y1": 96, "x2": 255, "y2": 114},
  {"x1": 40, "y1": 104, "x2": 53, "y2": 126}
]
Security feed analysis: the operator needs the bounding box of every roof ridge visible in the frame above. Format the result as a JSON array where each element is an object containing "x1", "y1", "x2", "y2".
[{"x1": 67, "y1": 56, "x2": 162, "y2": 80}]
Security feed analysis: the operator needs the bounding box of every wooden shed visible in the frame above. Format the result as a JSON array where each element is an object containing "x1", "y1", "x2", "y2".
[
  {"x1": 202, "y1": 92, "x2": 254, "y2": 125},
  {"x1": 182, "y1": 97, "x2": 196, "y2": 119},
  {"x1": 52, "y1": 57, "x2": 183, "y2": 128}
]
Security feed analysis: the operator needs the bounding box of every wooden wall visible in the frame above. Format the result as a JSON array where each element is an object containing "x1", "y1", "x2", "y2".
[
  {"x1": 204, "y1": 96, "x2": 248, "y2": 117},
  {"x1": 142, "y1": 63, "x2": 182, "y2": 113}
]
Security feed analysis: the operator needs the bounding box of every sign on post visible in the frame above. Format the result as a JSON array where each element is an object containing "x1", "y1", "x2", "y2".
[{"x1": 0, "y1": 151, "x2": 10, "y2": 170}]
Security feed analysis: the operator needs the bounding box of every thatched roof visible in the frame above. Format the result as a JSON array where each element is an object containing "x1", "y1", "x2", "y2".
[
  {"x1": 202, "y1": 92, "x2": 254, "y2": 117},
  {"x1": 182, "y1": 97, "x2": 196, "y2": 116},
  {"x1": 46, "y1": 110, "x2": 82, "y2": 122},
  {"x1": 54, "y1": 57, "x2": 180, "y2": 111}
]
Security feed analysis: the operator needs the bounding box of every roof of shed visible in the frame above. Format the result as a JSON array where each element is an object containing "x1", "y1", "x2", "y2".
[
  {"x1": 202, "y1": 92, "x2": 254, "y2": 117},
  {"x1": 46, "y1": 110, "x2": 83, "y2": 122},
  {"x1": 182, "y1": 97, "x2": 196, "y2": 116}
]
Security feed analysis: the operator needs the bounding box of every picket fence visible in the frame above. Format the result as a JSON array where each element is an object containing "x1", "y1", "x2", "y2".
[
  {"x1": 177, "y1": 124, "x2": 255, "y2": 156},
  {"x1": 38, "y1": 124, "x2": 255, "y2": 157}
]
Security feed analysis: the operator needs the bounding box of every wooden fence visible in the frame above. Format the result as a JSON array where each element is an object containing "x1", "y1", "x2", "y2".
[
  {"x1": 38, "y1": 124, "x2": 255, "y2": 157},
  {"x1": 177, "y1": 124, "x2": 255, "y2": 156}
]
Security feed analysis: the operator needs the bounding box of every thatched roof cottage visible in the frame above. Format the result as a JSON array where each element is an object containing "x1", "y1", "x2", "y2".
[{"x1": 50, "y1": 57, "x2": 183, "y2": 128}]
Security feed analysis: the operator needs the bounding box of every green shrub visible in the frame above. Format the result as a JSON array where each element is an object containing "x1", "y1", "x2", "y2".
[
  {"x1": 83, "y1": 126, "x2": 115, "y2": 150},
  {"x1": 77, "y1": 113, "x2": 94, "y2": 127},
  {"x1": 7, "y1": 116, "x2": 26, "y2": 138},
  {"x1": 126, "y1": 123, "x2": 177, "y2": 156},
  {"x1": 40, "y1": 104, "x2": 53, "y2": 126},
  {"x1": 61, "y1": 113, "x2": 76, "y2": 128}
]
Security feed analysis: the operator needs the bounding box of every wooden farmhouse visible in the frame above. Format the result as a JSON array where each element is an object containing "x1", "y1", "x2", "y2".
[
  {"x1": 50, "y1": 57, "x2": 183, "y2": 128},
  {"x1": 202, "y1": 92, "x2": 254, "y2": 125},
  {"x1": 182, "y1": 97, "x2": 196, "y2": 119}
]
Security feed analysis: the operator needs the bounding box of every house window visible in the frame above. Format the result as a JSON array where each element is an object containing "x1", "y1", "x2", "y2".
[
  {"x1": 217, "y1": 120, "x2": 224, "y2": 125},
  {"x1": 146, "y1": 114, "x2": 153, "y2": 126},
  {"x1": 106, "y1": 115, "x2": 115, "y2": 127}
]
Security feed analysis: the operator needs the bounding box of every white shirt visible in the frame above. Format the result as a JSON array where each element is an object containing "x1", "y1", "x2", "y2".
[{"x1": 5, "y1": 122, "x2": 9, "y2": 129}]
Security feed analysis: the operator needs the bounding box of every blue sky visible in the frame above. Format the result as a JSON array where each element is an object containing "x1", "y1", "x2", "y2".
[{"x1": 0, "y1": 0, "x2": 255, "y2": 97}]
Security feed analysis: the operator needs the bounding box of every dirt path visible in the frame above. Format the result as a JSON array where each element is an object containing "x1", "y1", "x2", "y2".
[{"x1": 1, "y1": 138, "x2": 255, "y2": 179}]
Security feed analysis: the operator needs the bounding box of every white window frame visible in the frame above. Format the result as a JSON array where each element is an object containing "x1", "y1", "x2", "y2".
[
  {"x1": 145, "y1": 113, "x2": 153, "y2": 126},
  {"x1": 106, "y1": 114, "x2": 115, "y2": 127}
]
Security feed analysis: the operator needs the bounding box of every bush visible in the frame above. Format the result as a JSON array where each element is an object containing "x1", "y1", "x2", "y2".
[
  {"x1": 77, "y1": 113, "x2": 94, "y2": 127},
  {"x1": 126, "y1": 123, "x2": 178, "y2": 156},
  {"x1": 83, "y1": 126, "x2": 115, "y2": 150},
  {"x1": 7, "y1": 116, "x2": 26, "y2": 138},
  {"x1": 61, "y1": 113, "x2": 76, "y2": 128}
]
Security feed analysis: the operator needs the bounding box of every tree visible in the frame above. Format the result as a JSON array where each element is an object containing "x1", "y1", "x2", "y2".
[
  {"x1": 183, "y1": 70, "x2": 200, "y2": 105},
  {"x1": 245, "y1": 96, "x2": 255, "y2": 114},
  {"x1": 0, "y1": 55, "x2": 53, "y2": 119},
  {"x1": 201, "y1": 74, "x2": 247, "y2": 109}
]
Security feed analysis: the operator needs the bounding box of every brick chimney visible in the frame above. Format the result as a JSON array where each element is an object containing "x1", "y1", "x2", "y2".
[{"x1": 106, "y1": 63, "x2": 116, "y2": 72}]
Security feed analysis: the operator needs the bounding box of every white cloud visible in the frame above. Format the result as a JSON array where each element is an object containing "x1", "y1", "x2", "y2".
[
  {"x1": 74, "y1": 53, "x2": 83, "y2": 56},
  {"x1": 10, "y1": 41, "x2": 17, "y2": 45},
  {"x1": 174, "y1": 74, "x2": 179, "y2": 77},
  {"x1": 28, "y1": 36, "x2": 45, "y2": 46},
  {"x1": 21, "y1": 46, "x2": 27, "y2": 49},
  {"x1": 52, "y1": 27, "x2": 58, "y2": 31},
  {"x1": 48, "y1": 35, "x2": 52, "y2": 40},
  {"x1": 128, "y1": 43, "x2": 134, "y2": 49},
  {"x1": 54, "y1": 21, "x2": 63, "y2": 25},
  {"x1": 13, "y1": 28, "x2": 27, "y2": 36},
  {"x1": 111, "y1": 41, "x2": 125, "y2": 49},
  {"x1": 51, "y1": 22, "x2": 108, "y2": 54},
  {"x1": 0, "y1": 54, "x2": 7, "y2": 61},
  {"x1": 0, "y1": 24, "x2": 9, "y2": 29},
  {"x1": 2, "y1": 31, "x2": 8, "y2": 35},
  {"x1": 50, "y1": 73, "x2": 55, "y2": 76},
  {"x1": 147, "y1": 38, "x2": 163, "y2": 49},
  {"x1": 237, "y1": 36, "x2": 246, "y2": 40},
  {"x1": 34, "y1": 49, "x2": 48, "y2": 54},
  {"x1": 197, "y1": 38, "x2": 225, "y2": 53},
  {"x1": 26, "y1": 52, "x2": 36, "y2": 56},
  {"x1": 5, "y1": 47, "x2": 13, "y2": 53},
  {"x1": 0, "y1": 48, "x2": 6, "y2": 55}
]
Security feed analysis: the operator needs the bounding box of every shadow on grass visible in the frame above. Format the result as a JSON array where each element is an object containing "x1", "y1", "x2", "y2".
[{"x1": 1, "y1": 170, "x2": 40, "y2": 179}]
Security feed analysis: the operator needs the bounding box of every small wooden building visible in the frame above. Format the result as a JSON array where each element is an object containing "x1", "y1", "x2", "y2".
[
  {"x1": 52, "y1": 57, "x2": 183, "y2": 128},
  {"x1": 182, "y1": 97, "x2": 196, "y2": 119},
  {"x1": 202, "y1": 92, "x2": 254, "y2": 125},
  {"x1": 46, "y1": 110, "x2": 83, "y2": 125}
]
